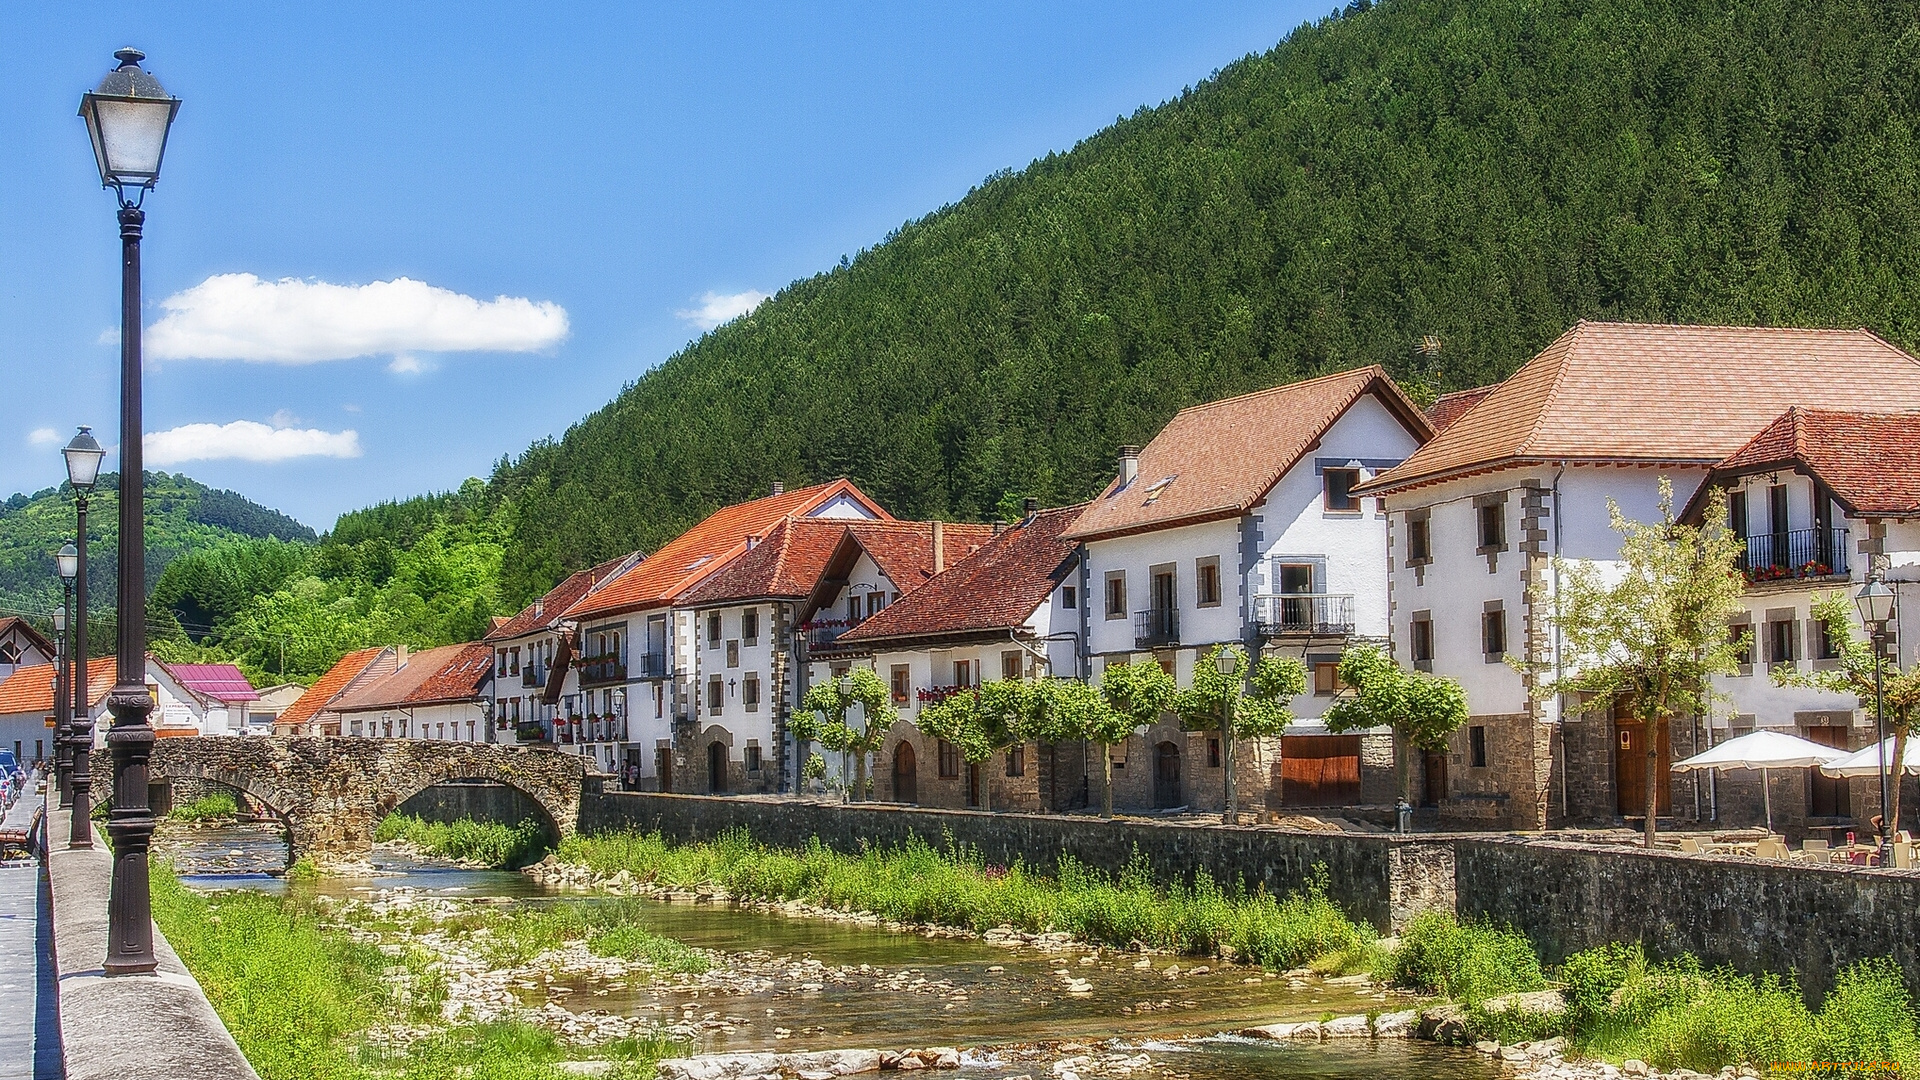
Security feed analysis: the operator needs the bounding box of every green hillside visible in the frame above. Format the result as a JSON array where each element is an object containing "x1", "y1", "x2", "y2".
[
  {"x1": 469, "y1": 0, "x2": 1920, "y2": 602},
  {"x1": 0, "y1": 472, "x2": 314, "y2": 627}
]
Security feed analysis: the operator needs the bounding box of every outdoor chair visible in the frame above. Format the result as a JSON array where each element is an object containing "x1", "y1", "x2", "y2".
[
  {"x1": 1677, "y1": 837, "x2": 1702, "y2": 854},
  {"x1": 1895, "y1": 844, "x2": 1915, "y2": 870}
]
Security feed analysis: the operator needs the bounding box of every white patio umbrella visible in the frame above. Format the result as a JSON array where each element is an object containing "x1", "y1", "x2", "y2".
[
  {"x1": 1819, "y1": 737, "x2": 1920, "y2": 779},
  {"x1": 1673, "y1": 729, "x2": 1849, "y2": 833}
]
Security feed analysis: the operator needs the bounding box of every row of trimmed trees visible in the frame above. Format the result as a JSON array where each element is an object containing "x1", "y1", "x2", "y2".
[{"x1": 792, "y1": 642, "x2": 1470, "y2": 823}]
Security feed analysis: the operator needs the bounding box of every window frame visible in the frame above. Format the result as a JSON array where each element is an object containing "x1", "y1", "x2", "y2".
[
  {"x1": 890, "y1": 664, "x2": 911, "y2": 705},
  {"x1": 938, "y1": 739, "x2": 960, "y2": 778},
  {"x1": 1323, "y1": 467, "x2": 1362, "y2": 512},
  {"x1": 1005, "y1": 744, "x2": 1026, "y2": 777},
  {"x1": 741, "y1": 608, "x2": 759, "y2": 647},
  {"x1": 1481, "y1": 604, "x2": 1507, "y2": 662},
  {"x1": 1061, "y1": 585, "x2": 1077, "y2": 609},
  {"x1": 1405, "y1": 511, "x2": 1433, "y2": 565},
  {"x1": 1468, "y1": 725, "x2": 1488, "y2": 769},
  {"x1": 1195, "y1": 556, "x2": 1222, "y2": 608},
  {"x1": 707, "y1": 613, "x2": 723, "y2": 646},
  {"x1": 742, "y1": 671, "x2": 761, "y2": 712},
  {"x1": 1409, "y1": 610, "x2": 1435, "y2": 672},
  {"x1": 1104, "y1": 570, "x2": 1127, "y2": 620}
]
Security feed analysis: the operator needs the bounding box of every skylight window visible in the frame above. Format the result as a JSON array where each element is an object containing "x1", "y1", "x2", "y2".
[{"x1": 1142, "y1": 476, "x2": 1178, "y2": 505}]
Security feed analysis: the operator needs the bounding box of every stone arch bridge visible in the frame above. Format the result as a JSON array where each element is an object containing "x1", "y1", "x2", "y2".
[{"x1": 98, "y1": 736, "x2": 587, "y2": 865}]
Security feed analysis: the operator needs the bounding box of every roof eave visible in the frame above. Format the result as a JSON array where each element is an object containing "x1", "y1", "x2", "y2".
[{"x1": 1062, "y1": 504, "x2": 1247, "y2": 544}]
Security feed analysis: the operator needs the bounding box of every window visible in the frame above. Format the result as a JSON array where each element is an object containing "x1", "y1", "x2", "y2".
[
  {"x1": 1006, "y1": 745, "x2": 1025, "y2": 777},
  {"x1": 707, "y1": 675, "x2": 723, "y2": 714},
  {"x1": 1768, "y1": 615, "x2": 1797, "y2": 669},
  {"x1": 1104, "y1": 571, "x2": 1127, "y2": 619},
  {"x1": 509, "y1": 648, "x2": 520, "y2": 675},
  {"x1": 1469, "y1": 725, "x2": 1488, "y2": 769},
  {"x1": 890, "y1": 665, "x2": 911, "y2": 705},
  {"x1": 510, "y1": 698, "x2": 520, "y2": 721},
  {"x1": 867, "y1": 592, "x2": 887, "y2": 618},
  {"x1": 742, "y1": 608, "x2": 759, "y2": 646},
  {"x1": 1482, "y1": 606, "x2": 1507, "y2": 661},
  {"x1": 1406, "y1": 513, "x2": 1433, "y2": 565},
  {"x1": 1313, "y1": 661, "x2": 1345, "y2": 696},
  {"x1": 954, "y1": 659, "x2": 977, "y2": 688},
  {"x1": 1002, "y1": 651, "x2": 1024, "y2": 681},
  {"x1": 1410, "y1": 611, "x2": 1434, "y2": 671},
  {"x1": 1729, "y1": 620, "x2": 1753, "y2": 675},
  {"x1": 744, "y1": 744, "x2": 762, "y2": 774},
  {"x1": 1813, "y1": 620, "x2": 1840, "y2": 664},
  {"x1": 1477, "y1": 502, "x2": 1506, "y2": 552},
  {"x1": 726, "y1": 641, "x2": 739, "y2": 668},
  {"x1": 742, "y1": 672, "x2": 760, "y2": 711},
  {"x1": 1324, "y1": 467, "x2": 1361, "y2": 511},
  {"x1": 707, "y1": 614, "x2": 723, "y2": 646},
  {"x1": 1728, "y1": 489, "x2": 1749, "y2": 541},
  {"x1": 1278, "y1": 563, "x2": 1314, "y2": 595},
  {"x1": 938, "y1": 739, "x2": 960, "y2": 777},
  {"x1": 1061, "y1": 585, "x2": 1077, "y2": 609},
  {"x1": 467, "y1": 721, "x2": 476, "y2": 741},
  {"x1": 1207, "y1": 736, "x2": 1221, "y2": 768},
  {"x1": 496, "y1": 650, "x2": 508, "y2": 677},
  {"x1": 1196, "y1": 556, "x2": 1222, "y2": 607}
]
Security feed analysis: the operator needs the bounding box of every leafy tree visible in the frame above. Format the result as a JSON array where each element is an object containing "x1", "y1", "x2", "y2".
[
  {"x1": 1081, "y1": 660, "x2": 1179, "y2": 818},
  {"x1": 918, "y1": 679, "x2": 1039, "y2": 765},
  {"x1": 1529, "y1": 480, "x2": 1747, "y2": 847},
  {"x1": 1175, "y1": 645, "x2": 1308, "y2": 824},
  {"x1": 1324, "y1": 643, "x2": 1469, "y2": 808},
  {"x1": 792, "y1": 668, "x2": 898, "y2": 802},
  {"x1": 1774, "y1": 591, "x2": 1920, "y2": 835}
]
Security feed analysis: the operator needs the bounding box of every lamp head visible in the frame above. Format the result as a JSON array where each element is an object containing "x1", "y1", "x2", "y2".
[
  {"x1": 51, "y1": 608, "x2": 65, "y2": 633},
  {"x1": 837, "y1": 674, "x2": 853, "y2": 696},
  {"x1": 55, "y1": 541, "x2": 78, "y2": 581},
  {"x1": 1856, "y1": 579, "x2": 1896, "y2": 627},
  {"x1": 1214, "y1": 648, "x2": 1238, "y2": 676},
  {"x1": 78, "y1": 48, "x2": 181, "y2": 197},
  {"x1": 62, "y1": 427, "x2": 105, "y2": 492}
]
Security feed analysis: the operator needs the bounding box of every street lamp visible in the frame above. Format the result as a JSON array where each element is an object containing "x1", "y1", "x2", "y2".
[
  {"x1": 1857, "y1": 578, "x2": 1897, "y2": 864},
  {"x1": 80, "y1": 47, "x2": 179, "y2": 977},
  {"x1": 53, "y1": 546, "x2": 76, "y2": 806},
  {"x1": 1215, "y1": 648, "x2": 1241, "y2": 827},
  {"x1": 63, "y1": 428, "x2": 102, "y2": 851}
]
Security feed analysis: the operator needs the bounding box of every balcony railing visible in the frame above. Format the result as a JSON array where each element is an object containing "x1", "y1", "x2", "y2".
[
  {"x1": 804, "y1": 619, "x2": 854, "y2": 649},
  {"x1": 578, "y1": 654, "x2": 626, "y2": 684},
  {"x1": 635, "y1": 650, "x2": 669, "y2": 679},
  {"x1": 1741, "y1": 527, "x2": 1849, "y2": 583},
  {"x1": 1254, "y1": 593, "x2": 1356, "y2": 637},
  {"x1": 521, "y1": 668, "x2": 546, "y2": 689},
  {"x1": 514, "y1": 720, "x2": 549, "y2": 744},
  {"x1": 1133, "y1": 607, "x2": 1179, "y2": 649}
]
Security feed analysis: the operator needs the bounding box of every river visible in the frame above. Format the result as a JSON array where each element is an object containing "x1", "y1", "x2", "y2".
[{"x1": 155, "y1": 822, "x2": 1500, "y2": 1080}]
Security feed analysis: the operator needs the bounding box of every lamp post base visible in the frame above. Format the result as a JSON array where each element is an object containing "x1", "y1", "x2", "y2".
[{"x1": 102, "y1": 689, "x2": 157, "y2": 975}]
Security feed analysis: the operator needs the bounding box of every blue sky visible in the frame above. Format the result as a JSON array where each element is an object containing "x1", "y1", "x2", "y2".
[{"x1": 1, "y1": 2, "x2": 1320, "y2": 530}]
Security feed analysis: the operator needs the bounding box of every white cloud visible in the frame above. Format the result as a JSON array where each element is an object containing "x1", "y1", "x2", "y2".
[
  {"x1": 146, "y1": 273, "x2": 569, "y2": 364},
  {"x1": 145, "y1": 421, "x2": 362, "y2": 466},
  {"x1": 677, "y1": 289, "x2": 770, "y2": 330},
  {"x1": 269, "y1": 409, "x2": 301, "y2": 428},
  {"x1": 27, "y1": 428, "x2": 59, "y2": 447}
]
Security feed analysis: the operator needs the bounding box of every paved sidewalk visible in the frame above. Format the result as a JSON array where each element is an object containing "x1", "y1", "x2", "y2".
[{"x1": 0, "y1": 793, "x2": 62, "y2": 1079}]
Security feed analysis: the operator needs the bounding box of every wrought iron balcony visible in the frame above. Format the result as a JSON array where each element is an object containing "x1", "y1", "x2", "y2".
[
  {"x1": 634, "y1": 650, "x2": 670, "y2": 679},
  {"x1": 1133, "y1": 607, "x2": 1179, "y2": 649},
  {"x1": 577, "y1": 654, "x2": 626, "y2": 684},
  {"x1": 514, "y1": 720, "x2": 548, "y2": 744},
  {"x1": 1254, "y1": 593, "x2": 1356, "y2": 638},
  {"x1": 521, "y1": 668, "x2": 545, "y2": 689},
  {"x1": 804, "y1": 619, "x2": 854, "y2": 649},
  {"x1": 1740, "y1": 527, "x2": 1849, "y2": 583}
]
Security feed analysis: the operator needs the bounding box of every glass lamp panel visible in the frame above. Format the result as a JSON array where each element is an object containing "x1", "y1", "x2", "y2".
[
  {"x1": 85, "y1": 96, "x2": 176, "y2": 182},
  {"x1": 63, "y1": 441, "x2": 104, "y2": 490},
  {"x1": 56, "y1": 544, "x2": 79, "y2": 580}
]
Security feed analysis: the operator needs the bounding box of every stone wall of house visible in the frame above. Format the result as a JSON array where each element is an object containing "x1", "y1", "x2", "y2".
[{"x1": 877, "y1": 721, "x2": 1047, "y2": 812}]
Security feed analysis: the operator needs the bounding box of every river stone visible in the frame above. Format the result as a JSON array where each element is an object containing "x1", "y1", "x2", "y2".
[
  {"x1": 1480, "y1": 989, "x2": 1567, "y2": 1016},
  {"x1": 1321, "y1": 1015, "x2": 1371, "y2": 1038},
  {"x1": 1418, "y1": 1004, "x2": 1470, "y2": 1043},
  {"x1": 1373, "y1": 1010, "x2": 1418, "y2": 1038}
]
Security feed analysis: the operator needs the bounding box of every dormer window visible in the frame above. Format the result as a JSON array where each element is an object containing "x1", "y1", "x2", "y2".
[
  {"x1": 1141, "y1": 476, "x2": 1177, "y2": 505},
  {"x1": 1323, "y1": 468, "x2": 1361, "y2": 512}
]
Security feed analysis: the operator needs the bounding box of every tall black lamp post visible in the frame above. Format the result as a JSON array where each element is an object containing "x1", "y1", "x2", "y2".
[
  {"x1": 64, "y1": 428, "x2": 103, "y2": 850},
  {"x1": 53, "y1": 546, "x2": 75, "y2": 803},
  {"x1": 1856, "y1": 578, "x2": 1896, "y2": 865},
  {"x1": 79, "y1": 47, "x2": 180, "y2": 977}
]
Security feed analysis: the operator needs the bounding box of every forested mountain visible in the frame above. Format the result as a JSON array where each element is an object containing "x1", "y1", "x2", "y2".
[
  {"x1": 481, "y1": 0, "x2": 1920, "y2": 602},
  {"x1": 0, "y1": 471, "x2": 313, "y2": 622}
]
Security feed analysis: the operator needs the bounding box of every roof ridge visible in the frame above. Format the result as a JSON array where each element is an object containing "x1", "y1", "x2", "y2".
[
  {"x1": 1170, "y1": 364, "x2": 1380, "y2": 417},
  {"x1": 1513, "y1": 322, "x2": 1584, "y2": 458}
]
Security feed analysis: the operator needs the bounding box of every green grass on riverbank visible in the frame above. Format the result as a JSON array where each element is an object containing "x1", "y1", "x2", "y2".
[
  {"x1": 151, "y1": 867, "x2": 685, "y2": 1080},
  {"x1": 374, "y1": 812, "x2": 547, "y2": 868},
  {"x1": 556, "y1": 828, "x2": 1378, "y2": 972},
  {"x1": 169, "y1": 791, "x2": 239, "y2": 822}
]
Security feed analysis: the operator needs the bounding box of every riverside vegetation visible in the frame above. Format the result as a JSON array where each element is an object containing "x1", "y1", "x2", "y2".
[{"x1": 375, "y1": 812, "x2": 549, "y2": 869}]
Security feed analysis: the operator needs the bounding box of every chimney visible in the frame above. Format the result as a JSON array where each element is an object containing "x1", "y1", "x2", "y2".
[
  {"x1": 533, "y1": 598, "x2": 544, "y2": 619},
  {"x1": 1023, "y1": 496, "x2": 1039, "y2": 520},
  {"x1": 396, "y1": 644, "x2": 409, "y2": 667},
  {"x1": 771, "y1": 480, "x2": 784, "y2": 496},
  {"x1": 931, "y1": 520, "x2": 946, "y2": 574},
  {"x1": 1119, "y1": 446, "x2": 1141, "y2": 485}
]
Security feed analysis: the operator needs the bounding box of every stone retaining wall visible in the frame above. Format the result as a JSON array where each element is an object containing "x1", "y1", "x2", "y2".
[{"x1": 394, "y1": 781, "x2": 553, "y2": 835}]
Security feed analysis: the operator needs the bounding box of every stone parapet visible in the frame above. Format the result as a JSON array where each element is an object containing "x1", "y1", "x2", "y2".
[{"x1": 43, "y1": 806, "x2": 258, "y2": 1080}]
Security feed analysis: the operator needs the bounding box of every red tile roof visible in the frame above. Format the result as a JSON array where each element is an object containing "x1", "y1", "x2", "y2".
[
  {"x1": 562, "y1": 479, "x2": 891, "y2": 620},
  {"x1": 486, "y1": 555, "x2": 639, "y2": 642},
  {"x1": 1363, "y1": 322, "x2": 1920, "y2": 495},
  {"x1": 1706, "y1": 408, "x2": 1920, "y2": 517},
  {"x1": 680, "y1": 518, "x2": 996, "y2": 608},
  {"x1": 1063, "y1": 367, "x2": 1431, "y2": 542},
  {"x1": 1425, "y1": 385, "x2": 1497, "y2": 434},
  {"x1": 279, "y1": 646, "x2": 387, "y2": 728},
  {"x1": 0, "y1": 655, "x2": 115, "y2": 716},
  {"x1": 837, "y1": 507, "x2": 1083, "y2": 644},
  {"x1": 332, "y1": 642, "x2": 492, "y2": 712},
  {"x1": 162, "y1": 663, "x2": 259, "y2": 704},
  {"x1": 0, "y1": 617, "x2": 55, "y2": 660}
]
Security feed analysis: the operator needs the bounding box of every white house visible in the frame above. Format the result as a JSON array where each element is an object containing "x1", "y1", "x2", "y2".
[
  {"x1": 0, "y1": 617, "x2": 55, "y2": 681},
  {"x1": 157, "y1": 663, "x2": 261, "y2": 735},
  {"x1": 330, "y1": 642, "x2": 494, "y2": 742},
  {"x1": 1358, "y1": 321, "x2": 1920, "y2": 832},
  {"x1": 0, "y1": 655, "x2": 226, "y2": 763},
  {"x1": 1062, "y1": 365, "x2": 1433, "y2": 813},
  {"x1": 486, "y1": 555, "x2": 640, "y2": 764},
  {"x1": 277, "y1": 647, "x2": 395, "y2": 736}
]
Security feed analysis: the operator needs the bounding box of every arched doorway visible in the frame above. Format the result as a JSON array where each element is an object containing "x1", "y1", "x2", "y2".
[
  {"x1": 708, "y1": 741, "x2": 728, "y2": 793},
  {"x1": 1153, "y1": 741, "x2": 1182, "y2": 808},
  {"x1": 893, "y1": 742, "x2": 918, "y2": 804}
]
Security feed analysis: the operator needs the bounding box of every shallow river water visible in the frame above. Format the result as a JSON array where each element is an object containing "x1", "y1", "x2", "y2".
[{"x1": 157, "y1": 823, "x2": 1500, "y2": 1080}]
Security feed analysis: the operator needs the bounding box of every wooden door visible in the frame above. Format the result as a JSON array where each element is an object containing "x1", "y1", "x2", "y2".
[
  {"x1": 1614, "y1": 716, "x2": 1671, "y2": 817},
  {"x1": 707, "y1": 742, "x2": 727, "y2": 793},
  {"x1": 1422, "y1": 750, "x2": 1448, "y2": 808},
  {"x1": 1280, "y1": 735, "x2": 1362, "y2": 807},
  {"x1": 966, "y1": 762, "x2": 983, "y2": 807},
  {"x1": 1153, "y1": 741, "x2": 1183, "y2": 808},
  {"x1": 893, "y1": 742, "x2": 918, "y2": 805},
  {"x1": 1807, "y1": 725, "x2": 1850, "y2": 819},
  {"x1": 655, "y1": 747, "x2": 671, "y2": 794}
]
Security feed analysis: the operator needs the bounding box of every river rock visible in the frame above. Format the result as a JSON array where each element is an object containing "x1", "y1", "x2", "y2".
[
  {"x1": 1372, "y1": 1010, "x2": 1418, "y2": 1038},
  {"x1": 1623, "y1": 1061, "x2": 1650, "y2": 1077},
  {"x1": 1418, "y1": 1004, "x2": 1470, "y2": 1043},
  {"x1": 1321, "y1": 1015, "x2": 1371, "y2": 1038},
  {"x1": 1480, "y1": 989, "x2": 1567, "y2": 1016}
]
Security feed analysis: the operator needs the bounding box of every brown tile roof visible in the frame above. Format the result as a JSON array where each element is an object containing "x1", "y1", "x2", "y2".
[
  {"x1": 679, "y1": 519, "x2": 996, "y2": 609},
  {"x1": 332, "y1": 642, "x2": 492, "y2": 712},
  {"x1": 279, "y1": 646, "x2": 387, "y2": 728},
  {"x1": 563, "y1": 479, "x2": 891, "y2": 621},
  {"x1": 848, "y1": 520, "x2": 995, "y2": 594},
  {"x1": 486, "y1": 555, "x2": 639, "y2": 642},
  {"x1": 1062, "y1": 367, "x2": 1431, "y2": 542},
  {"x1": 0, "y1": 655, "x2": 114, "y2": 716},
  {"x1": 0, "y1": 617, "x2": 55, "y2": 660},
  {"x1": 1705, "y1": 408, "x2": 1920, "y2": 517},
  {"x1": 837, "y1": 506, "x2": 1083, "y2": 644},
  {"x1": 1362, "y1": 322, "x2": 1920, "y2": 495},
  {"x1": 1425, "y1": 385, "x2": 1497, "y2": 434}
]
